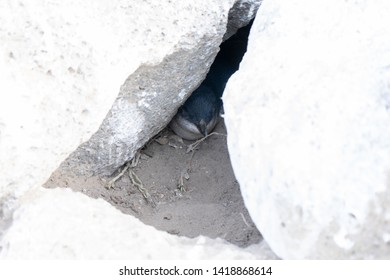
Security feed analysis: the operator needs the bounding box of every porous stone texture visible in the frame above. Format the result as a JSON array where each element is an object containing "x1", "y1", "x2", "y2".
[
  {"x1": 224, "y1": 0, "x2": 262, "y2": 41},
  {"x1": 1, "y1": 0, "x2": 131, "y2": 231},
  {"x1": 224, "y1": 0, "x2": 390, "y2": 259},
  {"x1": 0, "y1": 0, "x2": 274, "y2": 259}
]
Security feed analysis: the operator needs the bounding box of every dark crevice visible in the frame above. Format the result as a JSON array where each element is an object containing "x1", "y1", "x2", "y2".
[{"x1": 169, "y1": 20, "x2": 253, "y2": 140}]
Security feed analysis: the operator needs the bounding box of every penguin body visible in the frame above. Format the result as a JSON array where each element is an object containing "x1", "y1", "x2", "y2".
[
  {"x1": 170, "y1": 21, "x2": 252, "y2": 140},
  {"x1": 170, "y1": 84, "x2": 221, "y2": 140}
]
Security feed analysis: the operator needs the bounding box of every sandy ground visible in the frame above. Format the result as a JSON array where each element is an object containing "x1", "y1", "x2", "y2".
[{"x1": 44, "y1": 119, "x2": 262, "y2": 248}]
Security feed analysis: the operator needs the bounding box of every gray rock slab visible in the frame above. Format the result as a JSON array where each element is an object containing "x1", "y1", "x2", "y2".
[{"x1": 224, "y1": 0, "x2": 262, "y2": 40}]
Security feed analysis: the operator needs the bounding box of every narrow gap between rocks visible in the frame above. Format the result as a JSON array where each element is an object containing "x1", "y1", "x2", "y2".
[{"x1": 44, "y1": 20, "x2": 259, "y2": 248}]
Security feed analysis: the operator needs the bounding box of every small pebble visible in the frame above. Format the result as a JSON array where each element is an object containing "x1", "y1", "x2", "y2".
[{"x1": 163, "y1": 214, "x2": 173, "y2": 220}]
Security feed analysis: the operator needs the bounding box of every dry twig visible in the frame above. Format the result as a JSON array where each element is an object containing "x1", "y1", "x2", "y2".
[
  {"x1": 186, "y1": 132, "x2": 226, "y2": 153},
  {"x1": 106, "y1": 164, "x2": 129, "y2": 189},
  {"x1": 105, "y1": 151, "x2": 155, "y2": 207}
]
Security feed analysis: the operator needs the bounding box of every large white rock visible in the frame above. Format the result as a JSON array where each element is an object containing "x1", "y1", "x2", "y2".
[
  {"x1": 0, "y1": 0, "x2": 130, "y2": 229},
  {"x1": 0, "y1": 188, "x2": 276, "y2": 259},
  {"x1": 224, "y1": 0, "x2": 390, "y2": 259}
]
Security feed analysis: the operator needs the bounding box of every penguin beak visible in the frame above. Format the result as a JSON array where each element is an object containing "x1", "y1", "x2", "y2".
[{"x1": 198, "y1": 119, "x2": 208, "y2": 137}]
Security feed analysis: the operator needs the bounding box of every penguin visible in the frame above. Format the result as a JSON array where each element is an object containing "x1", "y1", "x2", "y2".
[
  {"x1": 169, "y1": 20, "x2": 253, "y2": 140},
  {"x1": 169, "y1": 84, "x2": 221, "y2": 140}
]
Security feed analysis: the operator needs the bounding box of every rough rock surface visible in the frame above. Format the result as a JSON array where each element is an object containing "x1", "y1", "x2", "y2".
[
  {"x1": 224, "y1": 0, "x2": 262, "y2": 41},
  {"x1": 224, "y1": 0, "x2": 390, "y2": 259},
  {"x1": 0, "y1": 0, "x2": 131, "y2": 230}
]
